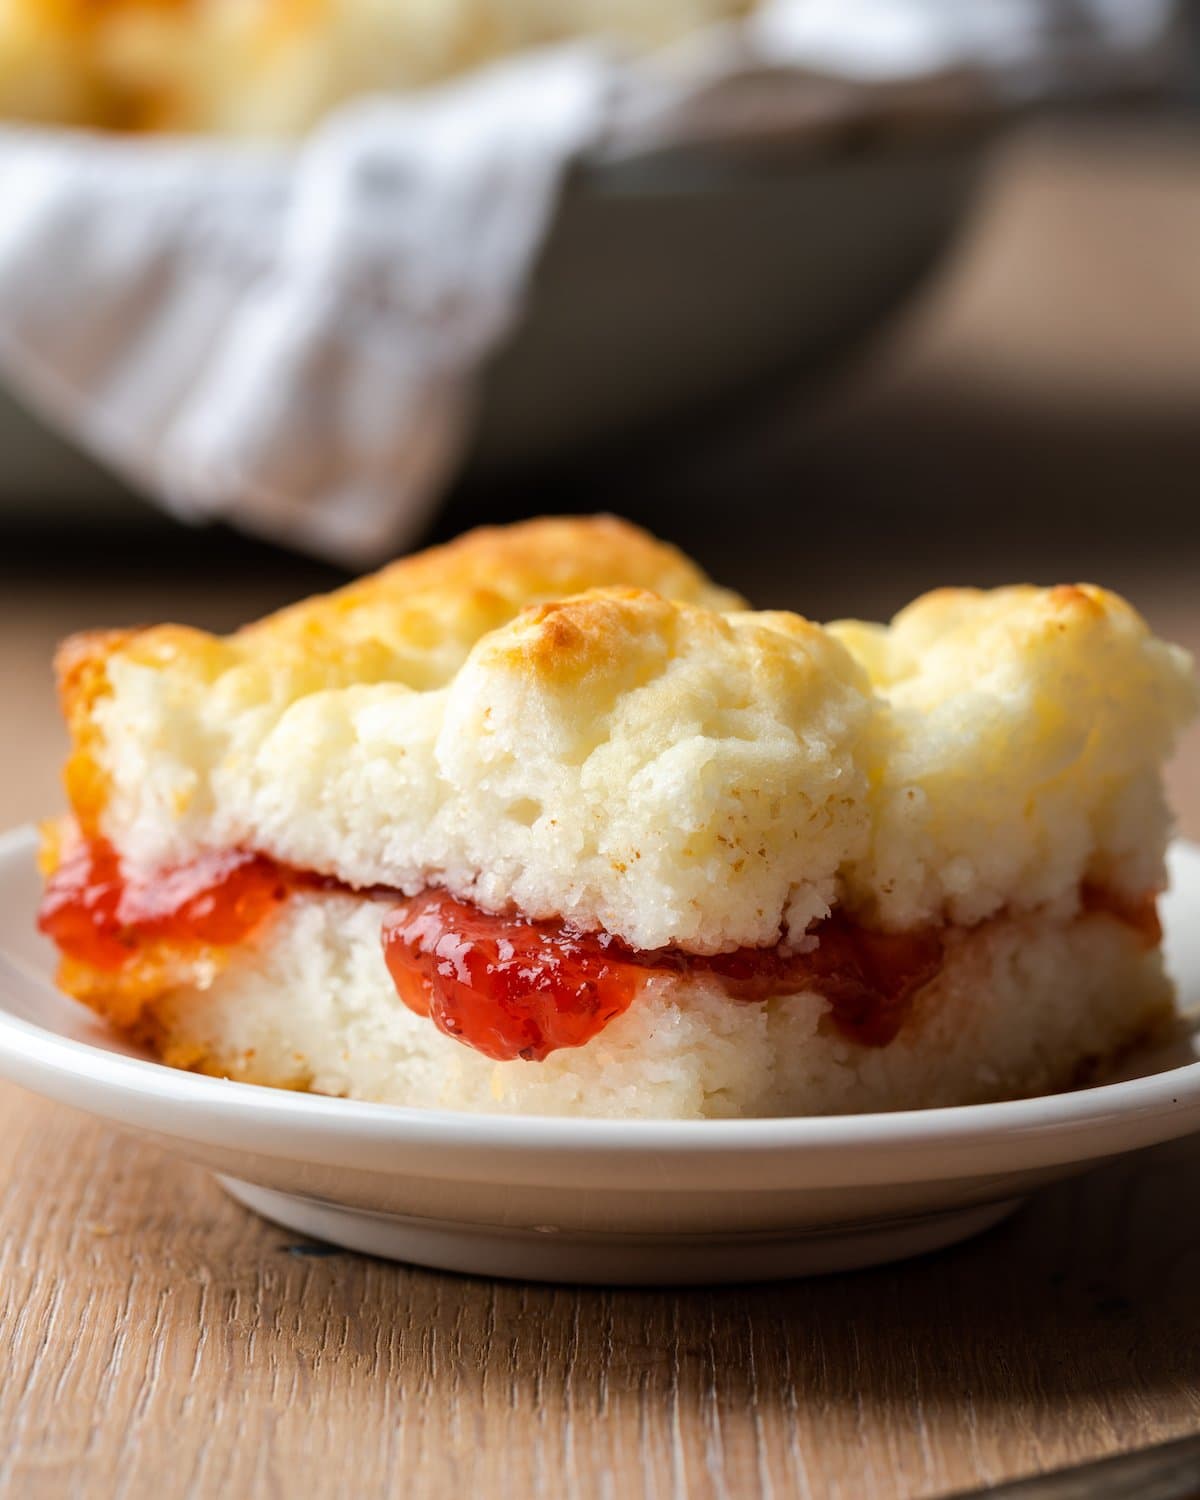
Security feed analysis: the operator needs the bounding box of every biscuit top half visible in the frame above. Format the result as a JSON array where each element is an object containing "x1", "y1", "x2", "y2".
[{"x1": 53, "y1": 516, "x2": 1197, "y2": 952}]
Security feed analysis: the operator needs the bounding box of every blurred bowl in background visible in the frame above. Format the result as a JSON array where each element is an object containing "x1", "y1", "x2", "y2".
[{"x1": 0, "y1": 129, "x2": 982, "y2": 526}]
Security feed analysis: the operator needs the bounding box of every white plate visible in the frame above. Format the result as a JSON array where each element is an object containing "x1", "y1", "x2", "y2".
[{"x1": 1, "y1": 823, "x2": 1199, "y2": 1285}]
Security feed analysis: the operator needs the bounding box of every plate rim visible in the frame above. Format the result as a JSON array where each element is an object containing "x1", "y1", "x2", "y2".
[{"x1": 3, "y1": 821, "x2": 1200, "y2": 1165}]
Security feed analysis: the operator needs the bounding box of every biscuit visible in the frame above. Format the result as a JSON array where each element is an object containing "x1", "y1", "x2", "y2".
[{"x1": 38, "y1": 516, "x2": 1197, "y2": 1117}]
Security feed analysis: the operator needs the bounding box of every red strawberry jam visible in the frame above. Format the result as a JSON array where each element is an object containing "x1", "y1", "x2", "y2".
[
  {"x1": 381, "y1": 890, "x2": 944, "y2": 1062},
  {"x1": 41, "y1": 839, "x2": 1158, "y2": 1066},
  {"x1": 38, "y1": 837, "x2": 291, "y2": 970}
]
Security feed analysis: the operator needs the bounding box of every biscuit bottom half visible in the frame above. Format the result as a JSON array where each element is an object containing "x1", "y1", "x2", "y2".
[{"x1": 98, "y1": 890, "x2": 1169, "y2": 1120}]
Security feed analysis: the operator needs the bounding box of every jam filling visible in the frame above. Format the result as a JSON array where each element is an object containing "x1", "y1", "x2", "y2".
[
  {"x1": 38, "y1": 837, "x2": 293, "y2": 970},
  {"x1": 381, "y1": 892, "x2": 944, "y2": 1061},
  {"x1": 38, "y1": 839, "x2": 1160, "y2": 1064}
]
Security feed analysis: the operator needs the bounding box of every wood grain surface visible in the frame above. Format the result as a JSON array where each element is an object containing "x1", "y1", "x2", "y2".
[{"x1": 1, "y1": 125, "x2": 1200, "y2": 1500}]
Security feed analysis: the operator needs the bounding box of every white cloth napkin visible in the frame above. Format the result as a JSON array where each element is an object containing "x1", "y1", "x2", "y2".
[{"x1": 0, "y1": 0, "x2": 1177, "y2": 565}]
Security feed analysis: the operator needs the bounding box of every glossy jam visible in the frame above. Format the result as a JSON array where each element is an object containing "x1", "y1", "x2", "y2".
[
  {"x1": 38, "y1": 838, "x2": 291, "y2": 970},
  {"x1": 40, "y1": 840, "x2": 1162, "y2": 1064},
  {"x1": 381, "y1": 890, "x2": 945, "y2": 1062}
]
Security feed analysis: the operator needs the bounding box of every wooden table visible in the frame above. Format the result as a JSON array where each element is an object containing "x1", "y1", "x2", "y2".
[{"x1": 2, "y1": 124, "x2": 1200, "y2": 1498}]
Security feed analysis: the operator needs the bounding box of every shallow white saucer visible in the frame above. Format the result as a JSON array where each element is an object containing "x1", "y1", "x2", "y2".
[{"x1": 2, "y1": 824, "x2": 1199, "y2": 1285}]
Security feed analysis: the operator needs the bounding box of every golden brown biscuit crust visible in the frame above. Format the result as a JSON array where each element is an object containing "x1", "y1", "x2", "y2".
[{"x1": 54, "y1": 515, "x2": 742, "y2": 834}]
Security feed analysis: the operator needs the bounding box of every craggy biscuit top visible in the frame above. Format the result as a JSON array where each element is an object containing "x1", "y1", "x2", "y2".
[
  {"x1": 57, "y1": 514, "x2": 742, "y2": 836},
  {"x1": 52, "y1": 516, "x2": 1197, "y2": 953},
  {"x1": 830, "y1": 584, "x2": 1198, "y2": 929}
]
